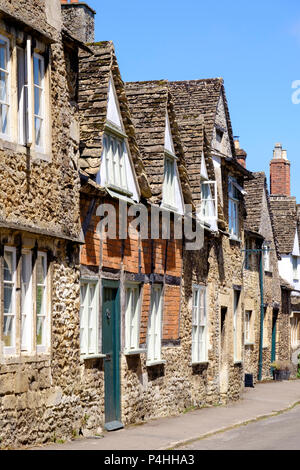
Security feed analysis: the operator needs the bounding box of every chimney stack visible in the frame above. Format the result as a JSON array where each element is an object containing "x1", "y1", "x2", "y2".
[
  {"x1": 234, "y1": 136, "x2": 247, "y2": 168},
  {"x1": 270, "y1": 143, "x2": 291, "y2": 196},
  {"x1": 61, "y1": 0, "x2": 96, "y2": 44}
]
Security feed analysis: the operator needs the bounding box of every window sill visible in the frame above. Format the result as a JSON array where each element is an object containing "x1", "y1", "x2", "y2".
[
  {"x1": 106, "y1": 183, "x2": 133, "y2": 198},
  {"x1": 146, "y1": 360, "x2": 166, "y2": 367},
  {"x1": 80, "y1": 354, "x2": 106, "y2": 363},
  {"x1": 244, "y1": 342, "x2": 255, "y2": 346},
  {"x1": 190, "y1": 361, "x2": 209, "y2": 366},
  {"x1": 234, "y1": 360, "x2": 243, "y2": 365},
  {"x1": 160, "y1": 202, "x2": 180, "y2": 214},
  {"x1": 0, "y1": 138, "x2": 51, "y2": 162},
  {"x1": 0, "y1": 353, "x2": 51, "y2": 365},
  {"x1": 229, "y1": 236, "x2": 242, "y2": 243},
  {"x1": 124, "y1": 349, "x2": 146, "y2": 356}
]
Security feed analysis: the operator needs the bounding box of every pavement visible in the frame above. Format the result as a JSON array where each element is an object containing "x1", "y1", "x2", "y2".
[{"x1": 32, "y1": 379, "x2": 300, "y2": 451}]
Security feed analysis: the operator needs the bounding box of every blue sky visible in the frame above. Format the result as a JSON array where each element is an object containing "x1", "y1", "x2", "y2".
[{"x1": 87, "y1": 0, "x2": 300, "y2": 201}]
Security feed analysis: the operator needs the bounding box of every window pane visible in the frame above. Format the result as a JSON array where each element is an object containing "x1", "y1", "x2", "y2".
[
  {"x1": 36, "y1": 315, "x2": 44, "y2": 346},
  {"x1": 34, "y1": 86, "x2": 42, "y2": 116},
  {"x1": 34, "y1": 56, "x2": 43, "y2": 86},
  {"x1": 4, "y1": 251, "x2": 13, "y2": 281},
  {"x1": 0, "y1": 71, "x2": 7, "y2": 102},
  {"x1": 36, "y1": 255, "x2": 46, "y2": 285},
  {"x1": 35, "y1": 117, "x2": 42, "y2": 147},
  {"x1": 0, "y1": 41, "x2": 7, "y2": 71},
  {"x1": 3, "y1": 315, "x2": 13, "y2": 347},
  {"x1": 36, "y1": 285, "x2": 45, "y2": 317},
  {"x1": 4, "y1": 285, "x2": 13, "y2": 313}
]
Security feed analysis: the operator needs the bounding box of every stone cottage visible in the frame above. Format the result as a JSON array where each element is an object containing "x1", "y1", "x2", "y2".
[
  {"x1": 169, "y1": 79, "x2": 252, "y2": 402},
  {"x1": 77, "y1": 45, "x2": 201, "y2": 429},
  {"x1": 243, "y1": 168, "x2": 291, "y2": 381}
]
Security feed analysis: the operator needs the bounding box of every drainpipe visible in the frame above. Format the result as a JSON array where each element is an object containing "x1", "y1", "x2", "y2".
[{"x1": 258, "y1": 250, "x2": 264, "y2": 381}]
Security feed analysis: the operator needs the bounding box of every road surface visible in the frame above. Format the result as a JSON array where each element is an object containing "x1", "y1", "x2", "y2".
[{"x1": 179, "y1": 404, "x2": 300, "y2": 450}]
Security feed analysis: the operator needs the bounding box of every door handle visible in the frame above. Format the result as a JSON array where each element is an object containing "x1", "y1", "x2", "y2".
[
  {"x1": 106, "y1": 309, "x2": 111, "y2": 321},
  {"x1": 105, "y1": 353, "x2": 111, "y2": 361}
]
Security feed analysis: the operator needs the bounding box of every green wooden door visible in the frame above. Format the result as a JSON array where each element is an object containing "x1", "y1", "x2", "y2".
[
  {"x1": 102, "y1": 282, "x2": 123, "y2": 431},
  {"x1": 271, "y1": 310, "x2": 278, "y2": 365}
]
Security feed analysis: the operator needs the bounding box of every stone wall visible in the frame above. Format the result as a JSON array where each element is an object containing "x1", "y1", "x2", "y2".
[{"x1": 0, "y1": 1, "x2": 90, "y2": 448}]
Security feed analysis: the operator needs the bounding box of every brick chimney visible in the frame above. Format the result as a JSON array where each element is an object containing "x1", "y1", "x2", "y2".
[
  {"x1": 234, "y1": 136, "x2": 247, "y2": 168},
  {"x1": 61, "y1": 0, "x2": 96, "y2": 44},
  {"x1": 270, "y1": 143, "x2": 291, "y2": 196}
]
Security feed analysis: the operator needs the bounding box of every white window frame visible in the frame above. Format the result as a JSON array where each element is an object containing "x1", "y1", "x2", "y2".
[
  {"x1": 263, "y1": 243, "x2": 271, "y2": 272},
  {"x1": 21, "y1": 250, "x2": 33, "y2": 353},
  {"x1": 124, "y1": 283, "x2": 141, "y2": 354},
  {"x1": 33, "y1": 53, "x2": 45, "y2": 153},
  {"x1": 292, "y1": 255, "x2": 299, "y2": 281},
  {"x1": 147, "y1": 284, "x2": 163, "y2": 365},
  {"x1": 17, "y1": 46, "x2": 29, "y2": 146},
  {"x1": 102, "y1": 131, "x2": 131, "y2": 194},
  {"x1": 233, "y1": 289, "x2": 242, "y2": 362},
  {"x1": 244, "y1": 310, "x2": 253, "y2": 344},
  {"x1": 36, "y1": 251, "x2": 48, "y2": 353},
  {"x1": 3, "y1": 247, "x2": 16, "y2": 355},
  {"x1": 0, "y1": 34, "x2": 11, "y2": 140},
  {"x1": 192, "y1": 285, "x2": 208, "y2": 364},
  {"x1": 201, "y1": 180, "x2": 218, "y2": 223},
  {"x1": 162, "y1": 154, "x2": 176, "y2": 210},
  {"x1": 228, "y1": 177, "x2": 240, "y2": 239},
  {"x1": 80, "y1": 279, "x2": 99, "y2": 358}
]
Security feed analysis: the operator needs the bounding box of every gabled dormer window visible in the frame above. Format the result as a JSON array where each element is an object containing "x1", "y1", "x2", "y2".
[
  {"x1": 201, "y1": 181, "x2": 217, "y2": 222},
  {"x1": 102, "y1": 131, "x2": 128, "y2": 194},
  {"x1": 96, "y1": 78, "x2": 140, "y2": 202},
  {"x1": 263, "y1": 242, "x2": 271, "y2": 272},
  {"x1": 163, "y1": 153, "x2": 176, "y2": 209},
  {"x1": 228, "y1": 176, "x2": 242, "y2": 239},
  {"x1": 161, "y1": 113, "x2": 184, "y2": 214},
  {"x1": 200, "y1": 155, "x2": 218, "y2": 229}
]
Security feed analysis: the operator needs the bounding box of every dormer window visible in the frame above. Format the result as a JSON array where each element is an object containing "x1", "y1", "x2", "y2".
[
  {"x1": 228, "y1": 177, "x2": 240, "y2": 239},
  {"x1": 96, "y1": 78, "x2": 140, "y2": 202},
  {"x1": 201, "y1": 180, "x2": 217, "y2": 224},
  {"x1": 216, "y1": 128, "x2": 223, "y2": 144},
  {"x1": 163, "y1": 154, "x2": 176, "y2": 209},
  {"x1": 263, "y1": 242, "x2": 271, "y2": 272},
  {"x1": 102, "y1": 131, "x2": 128, "y2": 194},
  {"x1": 161, "y1": 112, "x2": 184, "y2": 214}
]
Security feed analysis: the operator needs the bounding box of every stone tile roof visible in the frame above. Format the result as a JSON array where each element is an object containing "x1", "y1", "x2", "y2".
[
  {"x1": 78, "y1": 41, "x2": 152, "y2": 199},
  {"x1": 270, "y1": 195, "x2": 299, "y2": 254},
  {"x1": 244, "y1": 172, "x2": 280, "y2": 258},
  {"x1": 244, "y1": 172, "x2": 266, "y2": 233},
  {"x1": 170, "y1": 114, "x2": 213, "y2": 208},
  {"x1": 168, "y1": 79, "x2": 236, "y2": 158},
  {"x1": 125, "y1": 81, "x2": 193, "y2": 206}
]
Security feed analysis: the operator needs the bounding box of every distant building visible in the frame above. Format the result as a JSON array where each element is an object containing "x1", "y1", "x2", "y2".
[{"x1": 269, "y1": 143, "x2": 300, "y2": 364}]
